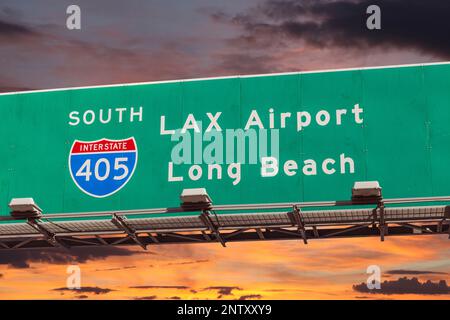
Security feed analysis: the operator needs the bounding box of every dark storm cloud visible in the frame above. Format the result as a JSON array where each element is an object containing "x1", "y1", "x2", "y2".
[
  {"x1": 53, "y1": 286, "x2": 114, "y2": 295},
  {"x1": 0, "y1": 247, "x2": 139, "y2": 269},
  {"x1": 216, "y1": 0, "x2": 450, "y2": 58},
  {"x1": 353, "y1": 277, "x2": 450, "y2": 295},
  {"x1": 0, "y1": 19, "x2": 38, "y2": 38},
  {"x1": 134, "y1": 295, "x2": 158, "y2": 300},
  {"x1": 203, "y1": 286, "x2": 242, "y2": 298},
  {"x1": 386, "y1": 269, "x2": 448, "y2": 276},
  {"x1": 238, "y1": 294, "x2": 262, "y2": 300}
]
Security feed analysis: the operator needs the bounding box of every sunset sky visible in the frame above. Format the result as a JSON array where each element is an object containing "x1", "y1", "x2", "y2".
[{"x1": 0, "y1": 0, "x2": 449, "y2": 300}]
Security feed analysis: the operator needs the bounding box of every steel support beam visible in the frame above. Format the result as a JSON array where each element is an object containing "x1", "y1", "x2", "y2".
[
  {"x1": 397, "y1": 223, "x2": 433, "y2": 234},
  {"x1": 322, "y1": 224, "x2": 371, "y2": 239},
  {"x1": 147, "y1": 233, "x2": 160, "y2": 243},
  {"x1": 111, "y1": 236, "x2": 131, "y2": 246},
  {"x1": 111, "y1": 214, "x2": 147, "y2": 250},
  {"x1": 288, "y1": 205, "x2": 308, "y2": 244},
  {"x1": 96, "y1": 235, "x2": 109, "y2": 245},
  {"x1": 12, "y1": 239, "x2": 33, "y2": 249},
  {"x1": 0, "y1": 223, "x2": 447, "y2": 250},
  {"x1": 0, "y1": 241, "x2": 9, "y2": 249},
  {"x1": 255, "y1": 228, "x2": 265, "y2": 240},
  {"x1": 223, "y1": 228, "x2": 248, "y2": 240},
  {"x1": 62, "y1": 237, "x2": 101, "y2": 246},
  {"x1": 199, "y1": 211, "x2": 226, "y2": 247},
  {"x1": 162, "y1": 232, "x2": 203, "y2": 242},
  {"x1": 27, "y1": 218, "x2": 69, "y2": 249},
  {"x1": 312, "y1": 226, "x2": 319, "y2": 238},
  {"x1": 269, "y1": 227, "x2": 304, "y2": 238},
  {"x1": 377, "y1": 201, "x2": 386, "y2": 241},
  {"x1": 201, "y1": 230, "x2": 211, "y2": 241}
]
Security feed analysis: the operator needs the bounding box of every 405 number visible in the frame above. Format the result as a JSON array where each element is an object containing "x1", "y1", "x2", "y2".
[{"x1": 76, "y1": 157, "x2": 130, "y2": 181}]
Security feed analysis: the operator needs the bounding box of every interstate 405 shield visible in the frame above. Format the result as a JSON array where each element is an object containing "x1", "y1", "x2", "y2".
[{"x1": 68, "y1": 138, "x2": 138, "y2": 198}]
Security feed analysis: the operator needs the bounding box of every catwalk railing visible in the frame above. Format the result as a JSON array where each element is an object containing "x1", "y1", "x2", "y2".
[{"x1": 0, "y1": 196, "x2": 449, "y2": 250}]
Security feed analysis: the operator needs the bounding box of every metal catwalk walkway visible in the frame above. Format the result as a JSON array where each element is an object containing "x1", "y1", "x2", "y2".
[{"x1": 0, "y1": 196, "x2": 449, "y2": 250}]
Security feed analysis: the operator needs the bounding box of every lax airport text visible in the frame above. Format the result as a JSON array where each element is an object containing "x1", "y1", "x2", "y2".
[{"x1": 160, "y1": 104, "x2": 363, "y2": 134}]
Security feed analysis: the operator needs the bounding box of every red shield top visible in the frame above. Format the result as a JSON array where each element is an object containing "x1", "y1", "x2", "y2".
[{"x1": 71, "y1": 138, "x2": 137, "y2": 154}]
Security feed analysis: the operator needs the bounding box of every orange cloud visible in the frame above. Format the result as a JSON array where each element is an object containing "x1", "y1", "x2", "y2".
[{"x1": 0, "y1": 234, "x2": 448, "y2": 300}]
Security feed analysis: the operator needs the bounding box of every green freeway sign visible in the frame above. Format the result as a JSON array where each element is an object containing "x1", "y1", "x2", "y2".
[{"x1": 0, "y1": 62, "x2": 450, "y2": 217}]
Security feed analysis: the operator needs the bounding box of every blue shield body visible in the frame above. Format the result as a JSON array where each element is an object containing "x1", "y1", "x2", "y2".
[{"x1": 68, "y1": 138, "x2": 138, "y2": 198}]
